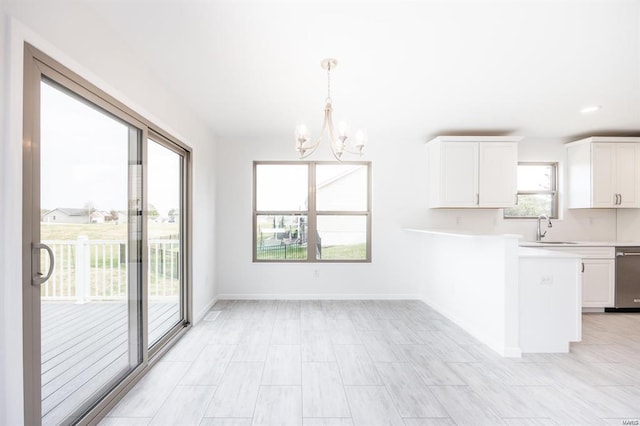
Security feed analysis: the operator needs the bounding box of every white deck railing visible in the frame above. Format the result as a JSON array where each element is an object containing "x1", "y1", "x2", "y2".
[{"x1": 41, "y1": 236, "x2": 180, "y2": 302}]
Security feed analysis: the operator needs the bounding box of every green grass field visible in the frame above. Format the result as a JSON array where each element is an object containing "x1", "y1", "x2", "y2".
[
  {"x1": 256, "y1": 243, "x2": 366, "y2": 261},
  {"x1": 41, "y1": 222, "x2": 180, "y2": 240}
]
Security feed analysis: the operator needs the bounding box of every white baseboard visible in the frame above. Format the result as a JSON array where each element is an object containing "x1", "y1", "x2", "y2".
[
  {"x1": 215, "y1": 293, "x2": 422, "y2": 301},
  {"x1": 582, "y1": 307, "x2": 604, "y2": 313},
  {"x1": 193, "y1": 298, "x2": 218, "y2": 324}
]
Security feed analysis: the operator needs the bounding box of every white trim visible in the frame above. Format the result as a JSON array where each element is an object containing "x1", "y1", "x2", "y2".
[
  {"x1": 193, "y1": 297, "x2": 217, "y2": 325},
  {"x1": 2, "y1": 16, "x2": 30, "y2": 426},
  {"x1": 216, "y1": 293, "x2": 422, "y2": 301},
  {"x1": 426, "y1": 135, "x2": 523, "y2": 145},
  {"x1": 582, "y1": 307, "x2": 605, "y2": 313}
]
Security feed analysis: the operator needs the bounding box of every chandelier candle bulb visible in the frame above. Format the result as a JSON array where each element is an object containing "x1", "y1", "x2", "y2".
[
  {"x1": 338, "y1": 121, "x2": 349, "y2": 138},
  {"x1": 355, "y1": 130, "x2": 367, "y2": 150},
  {"x1": 295, "y1": 58, "x2": 366, "y2": 161}
]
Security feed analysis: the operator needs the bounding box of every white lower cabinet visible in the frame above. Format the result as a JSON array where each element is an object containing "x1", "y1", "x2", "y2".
[
  {"x1": 531, "y1": 246, "x2": 615, "y2": 309},
  {"x1": 581, "y1": 259, "x2": 615, "y2": 308}
]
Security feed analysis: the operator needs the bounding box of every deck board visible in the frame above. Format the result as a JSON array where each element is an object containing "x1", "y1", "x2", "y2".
[{"x1": 41, "y1": 301, "x2": 179, "y2": 425}]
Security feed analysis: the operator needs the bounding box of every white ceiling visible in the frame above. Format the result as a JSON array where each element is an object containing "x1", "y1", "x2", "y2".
[{"x1": 89, "y1": 0, "x2": 640, "y2": 142}]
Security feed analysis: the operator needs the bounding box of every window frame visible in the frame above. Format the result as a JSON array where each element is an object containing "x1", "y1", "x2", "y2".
[
  {"x1": 253, "y1": 161, "x2": 372, "y2": 263},
  {"x1": 504, "y1": 161, "x2": 559, "y2": 219}
]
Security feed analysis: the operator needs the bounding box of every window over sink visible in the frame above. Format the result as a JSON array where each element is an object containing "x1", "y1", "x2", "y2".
[{"x1": 504, "y1": 162, "x2": 558, "y2": 219}]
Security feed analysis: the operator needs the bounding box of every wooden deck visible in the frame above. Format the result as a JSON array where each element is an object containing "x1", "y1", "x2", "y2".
[{"x1": 41, "y1": 301, "x2": 179, "y2": 425}]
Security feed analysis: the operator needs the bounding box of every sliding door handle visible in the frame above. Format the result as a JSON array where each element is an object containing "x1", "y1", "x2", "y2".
[{"x1": 32, "y1": 243, "x2": 55, "y2": 286}]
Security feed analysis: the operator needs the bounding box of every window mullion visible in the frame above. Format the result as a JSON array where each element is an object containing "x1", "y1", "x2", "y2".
[{"x1": 307, "y1": 163, "x2": 317, "y2": 261}]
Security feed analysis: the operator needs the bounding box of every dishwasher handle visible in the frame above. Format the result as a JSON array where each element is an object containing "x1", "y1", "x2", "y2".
[{"x1": 616, "y1": 252, "x2": 640, "y2": 257}]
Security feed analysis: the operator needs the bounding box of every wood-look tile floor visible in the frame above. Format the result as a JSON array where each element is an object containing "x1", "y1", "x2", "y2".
[{"x1": 102, "y1": 300, "x2": 640, "y2": 426}]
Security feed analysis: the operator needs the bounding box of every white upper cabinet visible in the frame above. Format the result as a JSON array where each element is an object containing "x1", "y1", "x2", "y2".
[
  {"x1": 567, "y1": 137, "x2": 640, "y2": 209},
  {"x1": 427, "y1": 136, "x2": 521, "y2": 208}
]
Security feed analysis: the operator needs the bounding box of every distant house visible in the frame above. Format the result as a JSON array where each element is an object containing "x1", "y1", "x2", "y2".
[
  {"x1": 42, "y1": 208, "x2": 91, "y2": 224},
  {"x1": 168, "y1": 208, "x2": 180, "y2": 223},
  {"x1": 90, "y1": 211, "x2": 109, "y2": 224},
  {"x1": 315, "y1": 166, "x2": 368, "y2": 246}
]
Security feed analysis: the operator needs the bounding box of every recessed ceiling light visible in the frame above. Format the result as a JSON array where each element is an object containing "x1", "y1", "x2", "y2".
[{"x1": 580, "y1": 105, "x2": 602, "y2": 114}]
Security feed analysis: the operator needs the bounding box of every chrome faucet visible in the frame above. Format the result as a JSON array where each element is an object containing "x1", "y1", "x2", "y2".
[{"x1": 536, "y1": 214, "x2": 552, "y2": 241}]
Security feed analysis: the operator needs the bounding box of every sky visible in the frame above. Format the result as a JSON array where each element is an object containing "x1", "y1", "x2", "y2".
[{"x1": 40, "y1": 80, "x2": 180, "y2": 216}]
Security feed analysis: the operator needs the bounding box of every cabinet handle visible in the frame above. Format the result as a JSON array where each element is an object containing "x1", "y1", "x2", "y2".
[
  {"x1": 619, "y1": 194, "x2": 622, "y2": 205},
  {"x1": 476, "y1": 193, "x2": 479, "y2": 205},
  {"x1": 581, "y1": 262, "x2": 585, "y2": 273}
]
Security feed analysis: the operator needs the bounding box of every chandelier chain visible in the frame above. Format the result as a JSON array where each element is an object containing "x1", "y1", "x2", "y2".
[{"x1": 326, "y1": 64, "x2": 331, "y2": 103}]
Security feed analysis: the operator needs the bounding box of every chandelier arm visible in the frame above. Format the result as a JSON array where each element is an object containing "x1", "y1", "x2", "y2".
[
  {"x1": 325, "y1": 108, "x2": 344, "y2": 161},
  {"x1": 330, "y1": 147, "x2": 343, "y2": 162},
  {"x1": 298, "y1": 104, "x2": 331, "y2": 159},
  {"x1": 300, "y1": 133, "x2": 322, "y2": 158},
  {"x1": 341, "y1": 146, "x2": 365, "y2": 155},
  {"x1": 297, "y1": 145, "x2": 317, "y2": 159}
]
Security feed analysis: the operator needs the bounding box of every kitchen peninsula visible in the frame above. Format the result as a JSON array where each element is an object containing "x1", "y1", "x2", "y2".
[{"x1": 406, "y1": 229, "x2": 582, "y2": 357}]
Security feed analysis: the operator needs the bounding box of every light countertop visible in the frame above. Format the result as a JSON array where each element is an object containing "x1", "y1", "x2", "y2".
[
  {"x1": 520, "y1": 241, "x2": 640, "y2": 247},
  {"x1": 518, "y1": 247, "x2": 581, "y2": 259},
  {"x1": 404, "y1": 228, "x2": 522, "y2": 239}
]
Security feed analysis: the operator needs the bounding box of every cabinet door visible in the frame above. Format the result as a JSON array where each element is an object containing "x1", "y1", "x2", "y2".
[
  {"x1": 582, "y1": 259, "x2": 615, "y2": 308},
  {"x1": 591, "y1": 143, "x2": 616, "y2": 207},
  {"x1": 440, "y1": 142, "x2": 478, "y2": 207},
  {"x1": 478, "y1": 142, "x2": 517, "y2": 207},
  {"x1": 615, "y1": 143, "x2": 640, "y2": 207}
]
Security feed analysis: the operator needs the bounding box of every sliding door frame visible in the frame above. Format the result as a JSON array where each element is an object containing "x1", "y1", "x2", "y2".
[
  {"x1": 147, "y1": 130, "x2": 192, "y2": 358},
  {"x1": 22, "y1": 43, "x2": 193, "y2": 426}
]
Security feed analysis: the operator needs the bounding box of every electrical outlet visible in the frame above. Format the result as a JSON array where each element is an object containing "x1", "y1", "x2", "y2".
[
  {"x1": 455, "y1": 216, "x2": 461, "y2": 225},
  {"x1": 540, "y1": 275, "x2": 553, "y2": 285},
  {"x1": 313, "y1": 269, "x2": 320, "y2": 278}
]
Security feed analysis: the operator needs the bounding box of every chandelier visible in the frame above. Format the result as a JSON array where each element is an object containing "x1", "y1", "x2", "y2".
[{"x1": 295, "y1": 58, "x2": 366, "y2": 161}]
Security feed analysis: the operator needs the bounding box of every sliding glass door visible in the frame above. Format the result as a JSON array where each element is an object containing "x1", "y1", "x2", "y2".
[
  {"x1": 37, "y1": 79, "x2": 143, "y2": 425},
  {"x1": 23, "y1": 44, "x2": 191, "y2": 425},
  {"x1": 147, "y1": 136, "x2": 187, "y2": 349}
]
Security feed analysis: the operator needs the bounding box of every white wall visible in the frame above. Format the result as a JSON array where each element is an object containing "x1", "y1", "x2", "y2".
[
  {"x1": 215, "y1": 132, "x2": 425, "y2": 298},
  {"x1": 215, "y1": 132, "x2": 637, "y2": 299},
  {"x1": 0, "y1": 2, "x2": 217, "y2": 423}
]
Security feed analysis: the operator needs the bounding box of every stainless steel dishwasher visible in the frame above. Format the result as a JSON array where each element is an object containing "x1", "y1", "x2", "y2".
[{"x1": 615, "y1": 247, "x2": 640, "y2": 309}]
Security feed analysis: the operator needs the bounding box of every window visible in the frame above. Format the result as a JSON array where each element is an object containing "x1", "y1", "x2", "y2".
[
  {"x1": 504, "y1": 162, "x2": 558, "y2": 218},
  {"x1": 253, "y1": 161, "x2": 371, "y2": 262}
]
